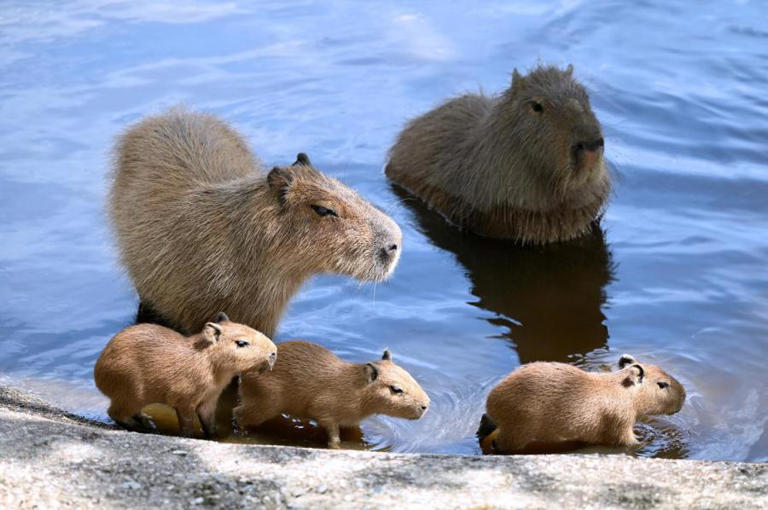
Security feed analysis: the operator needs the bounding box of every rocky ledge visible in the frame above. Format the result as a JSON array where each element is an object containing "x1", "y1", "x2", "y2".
[{"x1": 0, "y1": 385, "x2": 765, "y2": 509}]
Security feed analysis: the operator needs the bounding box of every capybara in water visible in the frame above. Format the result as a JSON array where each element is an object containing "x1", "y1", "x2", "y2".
[
  {"x1": 386, "y1": 64, "x2": 610, "y2": 244},
  {"x1": 94, "y1": 313, "x2": 276, "y2": 438},
  {"x1": 478, "y1": 355, "x2": 685, "y2": 454},
  {"x1": 110, "y1": 108, "x2": 402, "y2": 336},
  {"x1": 234, "y1": 341, "x2": 430, "y2": 448}
]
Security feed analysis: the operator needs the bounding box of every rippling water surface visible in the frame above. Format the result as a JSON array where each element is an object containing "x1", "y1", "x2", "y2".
[{"x1": 1, "y1": 1, "x2": 766, "y2": 461}]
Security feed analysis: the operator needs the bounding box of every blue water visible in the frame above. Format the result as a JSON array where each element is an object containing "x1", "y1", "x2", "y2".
[{"x1": 0, "y1": 1, "x2": 766, "y2": 461}]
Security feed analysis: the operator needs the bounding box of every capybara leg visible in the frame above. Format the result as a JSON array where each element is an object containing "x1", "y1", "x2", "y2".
[
  {"x1": 196, "y1": 399, "x2": 218, "y2": 439},
  {"x1": 232, "y1": 401, "x2": 277, "y2": 429},
  {"x1": 492, "y1": 428, "x2": 527, "y2": 454},
  {"x1": 132, "y1": 413, "x2": 156, "y2": 432},
  {"x1": 108, "y1": 402, "x2": 141, "y2": 430},
  {"x1": 175, "y1": 407, "x2": 197, "y2": 438},
  {"x1": 319, "y1": 420, "x2": 341, "y2": 449}
]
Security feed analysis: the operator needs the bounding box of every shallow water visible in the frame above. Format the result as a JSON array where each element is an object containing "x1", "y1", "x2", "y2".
[{"x1": 1, "y1": 1, "x2": 767, "y2": 461}]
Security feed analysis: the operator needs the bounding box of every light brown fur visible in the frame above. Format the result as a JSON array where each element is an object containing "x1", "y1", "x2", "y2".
[
  {"x1": 386, "y1": 64, "x2": 610, "y2": 244},
  {"x1": 234, "y1": 341, "x2": 430, "y2": 448},
  {"x1": 93, "y1": 313, "x2": 276, "y2": 438},
  {"x1": 110, "y1": 108, "x2": 402, "y2": 336},
  {"x1": 481, "y1": 355, "x2": 685, "y2": 453}
]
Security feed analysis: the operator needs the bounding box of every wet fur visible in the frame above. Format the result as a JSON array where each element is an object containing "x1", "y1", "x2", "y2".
[
  {"x1": 480, "y1": 356, "x2": 685, "y2": 454},
  {"x1": 386, "y1": 65, "x2": 611, "y2": 244},
  {"x1": 234, "y1": 341, "x2": 429, "y2": 448},
  {"x1": 110, "y1": 108, "x2": 401, "y2": 336},
  {"x1": 93, "y1": 318, "x2": 276, "y2": 438}
]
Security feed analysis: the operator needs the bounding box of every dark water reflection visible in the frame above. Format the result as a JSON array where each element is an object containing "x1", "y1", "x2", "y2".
[
  {"x1": 1, "y1": 0, "x2": 767, "y2": 461},
  {"x1": 391, "y1": 184, "x2": 614, "y2": 364}
]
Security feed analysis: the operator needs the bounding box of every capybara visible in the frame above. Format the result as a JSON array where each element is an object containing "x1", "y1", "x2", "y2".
[
  {"x1": 94, "y1": 312, "x2": 276, "y2": 438},
  {"x1": 478, "y1": 354, "x2": 685, "y2": 453},
  {"x1": 386, "y1": 64, "x2": 610, "y2": 244},
  {"x1": 234, "y1": 341, "x2": 430, "y2": 448},
  {"x1": 109, "y1": 108, "x2": 402, "y2": 336}
]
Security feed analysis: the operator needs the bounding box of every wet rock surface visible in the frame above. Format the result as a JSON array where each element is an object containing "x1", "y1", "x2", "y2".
[{"x1": 0, "y1": 385, "x2": 765, "y2": 509}]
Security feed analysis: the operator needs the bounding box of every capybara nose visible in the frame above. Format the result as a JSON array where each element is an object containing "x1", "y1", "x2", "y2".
[
  {"x1": 379, "y1": 243, "x2": 398, "y2": 260},
  {"x1": 573, "y1": 137, "x2": 604, "y2": 155},
  {"x1": 420, "y1": 405, "x2": 427, "y2": 411},
  {"x1": 268, "y1": 351, "x2": 277, "y2": 369}
]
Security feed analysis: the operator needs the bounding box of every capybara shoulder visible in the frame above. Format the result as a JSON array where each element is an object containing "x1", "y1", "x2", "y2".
[
  {"x1": 386, "y1": 64, "x2": 610, "y2": 244},
  {"x1": 110, "y1": 109, "x2": 402, "y2": 336},
  {"x1": 235, "y1": 342, "x2": 429, "y2": 448},
  {"x1": 482, "y1": 355, "x2": 685, "y2": 453},
  {"x1": 94, "y1": 312, "x2": 276, "y2": 438}
]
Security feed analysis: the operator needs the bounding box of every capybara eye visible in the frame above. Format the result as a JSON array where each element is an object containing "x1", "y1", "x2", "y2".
[
  {"x1": 390, "y1": 385, "x2": 403, "y2": 394},
  {"x1": 310, "y1": 204, "x2": 338, "y2": 217},
  {"x1": 657, "y1": 381, "x2": 669, "y2": 389},
  {"x1": 235, "y1": 340, "x2": 250, "y2": 348},
  {"x1": 531, "y1": 101, "x2": 543, "y2": 113}
]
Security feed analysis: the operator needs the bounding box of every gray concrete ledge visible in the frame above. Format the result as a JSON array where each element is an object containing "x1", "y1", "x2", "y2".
[{"x1": 0, "y1": 385, "x2": 765, "y2": 509}]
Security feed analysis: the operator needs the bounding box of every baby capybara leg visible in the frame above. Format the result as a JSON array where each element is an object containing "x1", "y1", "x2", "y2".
[
  {"x1": 232, "y1": 401, "x2": 278, "y2": 429},
  {"x1": 175, "y1": 407, "x2": 197, "y2": 437},
  {"x1": 492, "y1": 428, "x2": 527, "y2": 454},
  {"x1": 108, "y1": 401, "x2": 143, "y2": 430},
  {"x1": 196, "y1": 399, "x2": 218, "y2": 439},
  {"x1": 318, "y1": 419, "x2": 341, "y2": 449}
]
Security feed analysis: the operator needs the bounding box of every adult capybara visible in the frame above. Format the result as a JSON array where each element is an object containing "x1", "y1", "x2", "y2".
[
  {"x1": 478, "y1": 355, "x2": 685, "y2": 454},
  {"x1": 234, "y1": 342, "x2": 430, "y2": 448},
  {"x1": 386, "y1": 64, "x2": 610, "y2": 244},
  {"x1": 110, "y1": 108, "x2": 402, "y2": 336},
  {"x1": 94, "y1": 313, "x2": 276, "y2": 438}
]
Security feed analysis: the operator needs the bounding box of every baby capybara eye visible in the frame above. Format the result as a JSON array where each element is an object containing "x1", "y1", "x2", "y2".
[
  {"x1": 531, "y1": 101, "x2": 543, "y2": 113},
  {"x1": 657, "y1": 381, "x2": 669, "y2": 389},
  {"x1": 310, "y1": 204, "x2": 337, "y2": 217},
  {"x1": 235, "y1": 340, "x2": 249, "y2": 348}
]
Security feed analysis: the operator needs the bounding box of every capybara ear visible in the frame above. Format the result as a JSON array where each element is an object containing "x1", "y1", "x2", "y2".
[
  {"x1": 215, "y1": 312, "x2": 229, "y2": 323},
  {"x1": 293, "y1": 153, "x2": 311, "y2": 167},
  {"x1": 267, "y1": 166, "x2": 294, "y2": 205},
  {"x1": 511, "y1": 68, "x2": 524, "y2": 90},
  {"x1": 565, "y1": 63, "x2": 574, "y2": 76},
  {"x1": 618, "y1": 354, "x2": 636, "y2": 369},
  {"x1": 381, "y1": 349, "x2": 391, "y2": 361},
  {"x1": 622, "y1": 364, "x2": 645, "y2": 387},
  {"x1": 203, "y1": 322, "x2": 223, "y2": 343},
  {"x1": 365, "y1": 363, "x2": 379, "y2": 383}
]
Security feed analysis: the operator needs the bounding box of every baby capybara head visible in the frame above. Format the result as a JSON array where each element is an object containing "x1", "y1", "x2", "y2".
[
  {"x1": 266, "y1": 154, "x2": 402, "y2": 282},
  {"x1": 362, "y1": 349, "x2": 430, "y2": 420},
  {"x1": 616, "y1": 354, "x2": 686, "y2": 417},
  {"x1": 202, "y1": 313, "x2": 277, "y2": 374},
  {"x1": 502, "y1": 65, "x2": 606, "y2": 200}
]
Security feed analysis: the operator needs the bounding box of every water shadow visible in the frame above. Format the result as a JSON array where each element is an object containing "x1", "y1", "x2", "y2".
[{"x1": 392, "y1": 184, "x2": 615, "y2": 364}]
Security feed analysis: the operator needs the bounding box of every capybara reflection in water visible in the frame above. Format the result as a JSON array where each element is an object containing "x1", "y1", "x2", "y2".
[
  {"x1": 94, "y1": 313, "x2": 276, "y2": 438},
  {"x1": 478, "y1": 355, "x2": 685, "y2": 454},
  {"x1": 387, "y1": 64, "x2": 610, "y2": 244},
  {"x1": 110, "y1": 109, "x2": 402, "y2": 336}
]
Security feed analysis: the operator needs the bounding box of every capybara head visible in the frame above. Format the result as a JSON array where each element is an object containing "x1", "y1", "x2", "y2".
[
  {"x1": 361, "y1": 349, "x2": 429, "y2": 419},
  {"x1": 266, "y1": 153, "x2": 402, "y2": 282},
  {"x1": 617, "y1": 354, "x2": 686, "y2": 417},
  {"x1": 202, "y1": 313, "x2": 277, "y2": 374},
  {"x1": 502, "y1": 65, "x2": 606, "y2": 201}
]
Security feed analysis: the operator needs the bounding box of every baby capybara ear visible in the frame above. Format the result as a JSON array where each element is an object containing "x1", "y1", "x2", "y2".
[
  {"x1": 267, "y1": 166, "x2": 294, "y2": 205},
  {"x1": 618, "y1": 354, "x2": 636, "y2": 369},
  {"x1": 365, "y1": 363, "x2": 379, "y2": 383},
  {"x1": 215, "y1": 312, "x2": 229, "y2": 323},
  {"x1": 293, "y1": 153, "x2": 311, "y2": 167},
  {"x1": 621, "y1": 364, "x2": 645, "y2": 387},
  {"x1": 382, "y1": 349, "x2": 391, "y2": 361},
  {"x1": 203, "y1": 322, "x2": 223, "y2": 343}
]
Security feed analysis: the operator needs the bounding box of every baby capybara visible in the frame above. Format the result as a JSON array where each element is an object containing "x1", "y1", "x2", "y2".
[{"x1": 94, "y1": 313, "x2": 276, "y2": 438}]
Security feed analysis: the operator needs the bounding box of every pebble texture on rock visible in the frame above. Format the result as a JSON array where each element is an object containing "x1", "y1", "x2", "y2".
[{"x1": 0, "y1": 385, "x2": 766, "y2": 509}]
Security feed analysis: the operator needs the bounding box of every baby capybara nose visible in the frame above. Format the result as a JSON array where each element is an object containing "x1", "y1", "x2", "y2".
[
  {"x1": 379, "y1": 243, "x2": 398, "y2": 261},
  {"x1": 420, "y1": 405, "x2": 428, "y2": 411},
  {"x1": 268, "y1": 351, "x2": 277, "y2": 368}
]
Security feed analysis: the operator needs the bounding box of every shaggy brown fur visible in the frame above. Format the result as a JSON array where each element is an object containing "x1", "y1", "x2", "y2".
[
  {"x1": 234, "y1": 341, "x2": 429, "y2": 448},
  {"x1": 110, "y1": 108, "x2": 402, "y2": 336},
  {"x1": 386, "y1": 64, "x2": 610, "y2": 244},
  {"x1": 93, "y1": 313, "x2": 276, "y2": 438},
  {"x1": 479, "y1": 355, "x2": 685, "y2": 454}
]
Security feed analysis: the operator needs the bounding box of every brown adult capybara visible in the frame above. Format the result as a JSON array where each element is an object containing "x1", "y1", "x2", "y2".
[
  {"x1": 110, "y1": 108, "x2": 402, "y2": 336},
  {"x1": 386, "y1": 64, "x2": 610, "y2": 244},
  {"x1": 234, "y1": 341, "x2": 430, "y2": 448},
  {"x1": 94, "y1": 313, "x2": 276, "y2": 438},
  {"x1": 477, "y1": 355, "x2": 685, "y2": 454}
]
